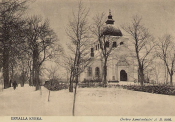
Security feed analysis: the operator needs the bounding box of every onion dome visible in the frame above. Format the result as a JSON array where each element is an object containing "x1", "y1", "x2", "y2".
[
  {"x1": 102, "y1": 26, "x2": 122, "y2": 36},
  {"x1": 103, "y1": 10, "x2": 122, "y2": 36}
]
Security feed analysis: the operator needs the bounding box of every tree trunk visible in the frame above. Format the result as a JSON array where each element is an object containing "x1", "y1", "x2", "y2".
[
  {"x1": 10, "y1": 65, "x2": 14, "y2": 87},
  {"x1": 3, "y1": 46, "x2": 10, "y2": 89},
  {"x1": 69, "y1": 80, "x2": 73, "y2": 92},
  {"x1": 35, "y1": 65, "x2": 40, "y2": 90},
  {"x1": 48, "y1": 80, "x2": 53, "y2": 101},
  {"x1": 72, "y1": 62, "x2": 80, "y2": 115},
  {"x1": 48, "y1": 90, "x2": 51, "y2": 102},
  {"x1": 165, "y1": 65, "x2": 168, "y2": 84},
  {"x1": 9, "y1": 80, "x2": 12, "y2": 87},
  {"x1": 103, "y1": 59, "x2": 107, "y2": 87},
  {"x1": 69, "y1": 70, "x2": 74, "y2": 92},
  {"x1": 138, "y1": 68, "x2": 144, "y2": 86},
  {"x1": 30, "y1": 61, "x2": 33, "y2": 86},
  {"x1": 20, "y1": 71, "x2": 25, "y2": 87},
  {"x1": 170, "y1": 75, "x2": 173, "y2": 86},
  {"x1": 33, "y1": 45, "x2": 40, "y2": 90},
  {"x1": 72, "y1": 75, "x2": 78, "y2": 116},
  {"x1": 29, "y1": 69, "x2": 33, "y2": 86},
  {"x1": 32, "y1": 52, "x2": 36, "y2": 86},
  {"x1": 170, "y1": 71, "x2": 173, "y2": 86}
]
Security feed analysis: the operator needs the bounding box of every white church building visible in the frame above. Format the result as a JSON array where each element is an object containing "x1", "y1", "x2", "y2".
[
  {"x1": 79, "y1": 11, "x2": 175, "y2": 85},
  {"x1": 79, "y1": 11, "x2": 138, "y2": 82}
]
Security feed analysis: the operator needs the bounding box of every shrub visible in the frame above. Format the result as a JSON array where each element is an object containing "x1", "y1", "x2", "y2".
[
  {"x1": 108, "y1": 80, "x2": 119, "y2": 83},
  {"x1": 44, "y1": 80, "x2": 68, "y2": 91},
  {"x1": 79, "y1": 79, "x2": 103, "y2": 88},
  {"x1": 121, "y1": 84, "x2": 175, "y2": 96},
  {"x1": 82, "y1": 79, "x2": 102, "y2": 83}
]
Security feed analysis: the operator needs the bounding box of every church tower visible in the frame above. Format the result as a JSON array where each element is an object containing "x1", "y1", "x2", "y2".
[
  {"x1": 105, "y1": 10, "x2": 115, "y2": 25},
  {"x1": 103, "y1": 10, "x2": 122, "y2": 36}
]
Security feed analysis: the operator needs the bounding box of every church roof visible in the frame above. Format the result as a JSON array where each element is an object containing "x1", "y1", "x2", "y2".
[
  {"x1": 102, "y1": 26, "x2": 123, "y2": 36},
  {"x1": 102, "y1": 10, "x2": 123, "y2": 37}
]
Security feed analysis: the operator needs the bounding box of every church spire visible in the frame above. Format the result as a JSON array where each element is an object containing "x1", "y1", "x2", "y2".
[
  {"x1": 105, "y1": 9, "x2": 115, "y2": 25},
  {"x1": 109, "y1": 9, "x2": 111, "y2": 16}
]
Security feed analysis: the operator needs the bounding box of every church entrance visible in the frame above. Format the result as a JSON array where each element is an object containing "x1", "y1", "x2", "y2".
[{"x1": 120, "y1": 70, "x2": 127, "y2": 81}]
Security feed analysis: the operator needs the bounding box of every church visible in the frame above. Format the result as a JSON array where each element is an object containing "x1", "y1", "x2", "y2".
[{"x1": 79, "y1": 11, "x2": 138, "y2": 83}]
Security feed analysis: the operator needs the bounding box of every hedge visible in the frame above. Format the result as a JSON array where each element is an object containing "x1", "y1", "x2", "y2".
[
  {"x1": 44, "y1": 80, "x2": 68, "y2": 91},
  {"x1": 120, "y1": 84, "x2": 175, "y2": 95}
]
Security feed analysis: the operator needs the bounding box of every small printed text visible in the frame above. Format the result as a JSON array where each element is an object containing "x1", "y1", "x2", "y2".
[
  {"x1": 11, "y1": 117, "x2": 42, "y2": 121},
  {"x1": 120, "y1": 117, "x2": 172, "y2": 121}
]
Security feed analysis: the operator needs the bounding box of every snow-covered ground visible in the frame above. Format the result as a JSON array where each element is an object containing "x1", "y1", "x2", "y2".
[
  {"x1": 0, "y1": 85, "x2": 73, "y2": 116},
  {"x1": 0, "y1": 84, "x2": 175, "y2": 116}
]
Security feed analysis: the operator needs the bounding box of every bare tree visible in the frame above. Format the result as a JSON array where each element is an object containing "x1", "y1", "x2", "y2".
[
  {"x1": 46, "y1": 65, "x2": 60, "y2": 102},
  {"x1": 122, "y1": 15, "x2": 155, "y2": 86},
  {"x1": 149, "y1": 62, "x2": 161, "y2": 84},
  {"x1": 66, "y1": 1, "x2": 90, "y2": 91},
  {"x1": 24, "y1": 15, "x2": 59, "y2": 90},
  {"x1": 66, "y1": 1, "x2": 92, "y2": 116},
  {"x1": 58, "y1": 54, "x2": 74, "y2": 84},
  {"x1": 0, "y1": 0, "x2": 29, "y2": 89},
  {"x1": 90, "y1": 12, "x2": 122, "y2": 86},
  {"x1": 16, "y1": 51, "x2": 31, "y2": 87},
  {"x1": 8, "y1": 21, "x2": 29, "y2": 87},
  {"x1": 156, "y1": 35, "x2": 175, "y2": 86}
]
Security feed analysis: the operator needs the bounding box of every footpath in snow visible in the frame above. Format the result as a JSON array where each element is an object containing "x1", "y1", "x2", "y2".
[{"x1": 0, "y1": 85, "x2": 175, "y2": 116}]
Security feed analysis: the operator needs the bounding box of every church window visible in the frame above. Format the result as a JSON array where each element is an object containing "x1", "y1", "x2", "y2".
[
  {"x1": 120, "y1": 42, "x2": 124, "y2": 45},
  {"x1": 96, "y1": 45, "x2": 97, "y2": 50},
  {"x1": 112, "y1": 42, "x2": 117, "y2": 47},
  {"x1": 105, "y1": 41, "x2": 109, "y2": 48},
  {"x1": 87, "y1": 67, "x2": 92, "y2": 76},
  {"x1": 98, "y1": 44, "x2": 100, "y2": 49},
  {"x1": 91, "y1": 48, "x2": 94, "y2": 57},
  {"x1": 95, "y1": 67, "x2": 100, "y2": 78}
]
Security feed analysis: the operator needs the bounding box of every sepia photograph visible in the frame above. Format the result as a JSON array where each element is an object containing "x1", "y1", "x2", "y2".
[{"x1": 0, "y1": 0, "x2": 175, "y2": 121}]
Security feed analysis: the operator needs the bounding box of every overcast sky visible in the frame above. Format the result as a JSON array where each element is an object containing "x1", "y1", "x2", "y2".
[
  {"x1": 27, "y1": 0, "x2": 175, "y2": 46},
  {"x1": 26, "y1": 0, "x2": 175, "y2": 78}
]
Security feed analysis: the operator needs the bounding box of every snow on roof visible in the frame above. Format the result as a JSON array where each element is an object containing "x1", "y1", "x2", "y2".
[{"x1": 102, "y1": 26, "x2": 122, "y2": 37}]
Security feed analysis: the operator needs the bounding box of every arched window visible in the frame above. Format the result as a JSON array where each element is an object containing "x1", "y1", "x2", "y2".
[
  {"x1": 120, "y1": 42, "x2": 124, "y2": 45},
  {"x1": 87, "y1": 67, "x2": 92, "y2": 76},
  {"x1": 105, "y1": 41, "x2": 109, "y2": 48},
  {"x1": 112, "y1": 42, "x2": 117, "y2": 47},
  {"x1": 91, "y1": 48, "x2": 94, "y2": 57},
  {"x1": 95, "y1": 67, "x2": 100, "y2": 78},
  {"x1": 98, "y1": 44, "x2": 100, "y2": 49}
]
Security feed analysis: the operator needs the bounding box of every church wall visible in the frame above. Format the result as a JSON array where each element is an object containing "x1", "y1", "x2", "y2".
[
  {"x1": 105, "y1": 56, "x2": 137, "y2": 82},
  {"x1": 106, "y1": 57, "x2": 114, "y2": 81},
  {"x1": 92, "y1": 59, "x2": 103, "y2": 79},
  {"x1": 79, "y1": 58, "x2": 102, "y2": 82},
  {"x1": 106, "y1": 63, "x2": 113, "y2": 81},
  {"x1": 79, "y1": 35, "x2": 138, "y2": 82}
]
